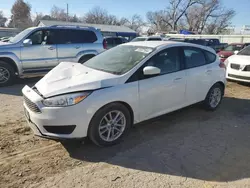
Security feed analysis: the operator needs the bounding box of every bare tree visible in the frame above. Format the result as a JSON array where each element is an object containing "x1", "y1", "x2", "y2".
[
  {"x1": 146, "y1": 0, "x2": 200, "y2": 32},
  {"x1": 50, "y1": 6, "x2": 68, "y2": 21},
  {"x1": 146, "y1": 10, "x2": 170, "y2": 32},
  {"x1": 184, "y1": 0, "x2": 235, "y2": 34},
  {"x1": 204, "y1": 9, "x2": 235, "y2": 34},
  {"x1": 8, "y1": 0, "x2": 32, "y2": 29},
  {"x1": 121, "y1": 14, "x2": 145, "y2": 32},
  {"x1": 84, "y1": 6, "x2": 109, "y2": 24},
  {"x1": 33, "y1": 13, "x2": 44, "y2": 26},
  {"x1": 0, "y1": 11, "x2": 7, "y2": 27},
  {"x1": 165, "y1": 0, "x2": 201, "y2": 31},
  {"x1": 84, "y1": 6, "x2": 128, "y2": 26}
]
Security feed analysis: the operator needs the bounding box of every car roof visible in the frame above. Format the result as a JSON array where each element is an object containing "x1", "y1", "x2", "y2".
[
  {"x1": 104, "y1": 36, "x2": 123, "y2": 39},
  {"x1": 123, "y1": 41, "x2": 216, "y2": 53}
]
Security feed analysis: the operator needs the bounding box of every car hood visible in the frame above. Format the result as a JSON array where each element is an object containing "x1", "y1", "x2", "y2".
[
  {"x1": 0, "y1": 41, "x2": 18, "y2": 48},
  {"x1": 227, "y1": 55, "x2": 250, "y2": 65},
  {"x1": 218, "y1": 51, "x2": 233, "y2": 58},
  {"x1": 35, "y1": 62, "x2": 121, "y2": 98}
]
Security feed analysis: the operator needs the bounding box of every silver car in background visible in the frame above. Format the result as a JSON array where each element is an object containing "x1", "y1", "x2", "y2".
[{"x1": 0, "y1": 25, "x2": 106, "y2": 86}]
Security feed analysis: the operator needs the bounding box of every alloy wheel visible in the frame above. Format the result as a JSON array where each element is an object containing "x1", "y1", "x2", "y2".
[
  {"x1": 209, "y1": 87, "x2": 222, "y2": 108},
  {"x1": 0, "y1": 67, "x2": 10, "y2": 84},
  {"x1": 98, "y1": 110, "x2": 126, "y2": 142}
]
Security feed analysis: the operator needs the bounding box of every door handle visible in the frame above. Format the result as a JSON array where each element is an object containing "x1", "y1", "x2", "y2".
[
  {"x1": 174, "y1": 78, "x2": 182, "y2": 81},
  {"x1": 206, "y1": 70, "x2": 212, "y2": 73},
  {"x1": 48, "y1": 46, "x2": 55, "y2": 50},
  {"x1": 75, "y1": 46, "x2": 80, "y2": 49}
]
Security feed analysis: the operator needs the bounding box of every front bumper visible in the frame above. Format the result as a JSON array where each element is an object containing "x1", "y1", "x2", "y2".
[
  {"x1": 22, "y1": 86, "x2": 91, "y2": 139},
  {"x1": 226, "y1": 65, "x2": 250, "y2": 83}
]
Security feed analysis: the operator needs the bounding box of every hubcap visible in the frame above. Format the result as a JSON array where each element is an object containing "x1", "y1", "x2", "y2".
[
  {"x1": 0, "y1": 67, "x2": 10, "y2": 84},
  {"x1": 98, "y1": 110, "x2": 126, "y2": 142},
  {"x1": 209, "y1": 87, "x2": 221, "y2": 108}
]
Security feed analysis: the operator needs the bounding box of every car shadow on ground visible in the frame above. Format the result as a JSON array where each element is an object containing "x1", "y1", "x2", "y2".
[
  {"x1": 62, "y1": 96, "x2": 250, "y2": 182},
  {"x1": 0, "y1": 77, "x2": 41, "y2": 96}
]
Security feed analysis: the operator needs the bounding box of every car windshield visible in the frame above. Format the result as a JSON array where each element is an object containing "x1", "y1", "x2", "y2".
[
  {"x1": 238, "y1": 46, "x2": 250, "y2": 56},
  {"x1": 131, "y1": 37, "x2": 147, "y2": 42},
  {"x1": 223, "y1": 44, "x2": 243, "y2": 51},
  {"x1": 9, "y1": 28, "x2": 33, "y2": 43},
  {"x1": 84, "y1": 45, "x2": 154, "y2": 75}
]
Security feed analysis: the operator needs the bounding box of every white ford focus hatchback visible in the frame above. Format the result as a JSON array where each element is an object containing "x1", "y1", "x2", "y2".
[{"x1": 22, "y1": 41, "x2": 226, "y2": 146}]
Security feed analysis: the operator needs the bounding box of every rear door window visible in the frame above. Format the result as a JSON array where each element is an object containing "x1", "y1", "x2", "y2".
[
  {"x1": 56, "y1": 29, "x2": 97, "y2": 44},
  {"x1": 204, "y1": 50, "x2": 216, "y2": 64},
  {"x1": 183, "y1": 47, "x2": 207, "y2": 69}
]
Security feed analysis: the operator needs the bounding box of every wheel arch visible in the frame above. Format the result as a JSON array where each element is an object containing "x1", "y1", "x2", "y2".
[
  {"x1": 213, "y1": 81, "x2": 225, "y2": 96},
  {"x1": 78, "y1": 54, "x2": 96, "y2": 63},
  {"x1": 76, "y1": 50, "x2": 98, "y2": 62}
]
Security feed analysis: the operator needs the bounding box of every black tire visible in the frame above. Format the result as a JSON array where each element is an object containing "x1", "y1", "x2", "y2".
[
  {"x1": 88, "y1": 103, "x2": 132, "y2": 147},
  {"x1": 203, "y1": 83, "x2": 223, "y2": 111},
  {"x1": 0, "y1": 61, "x2": 16, "y2": 87},
  {"x1": 79, "y1": 55, "x2": 95, "y2": 64}
]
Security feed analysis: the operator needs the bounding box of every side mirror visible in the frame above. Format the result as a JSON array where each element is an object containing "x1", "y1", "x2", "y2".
[
  {"x1": 143, "y1": 66, "x2": 161, "y2": 76},
  {"x1": 234, "y1": 50, "x2": 239, "y2": 55},
  {"x1": 23, "y1": 39, "x2": 32, "y2": 46}
]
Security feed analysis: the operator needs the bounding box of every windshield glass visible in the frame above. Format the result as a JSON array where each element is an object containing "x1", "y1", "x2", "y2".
[
  {"x1": 84, "y1": 45, "x2": 154, "y2": 75},
  {"x1": 223, "y1": 44, "x2": 243, "y2": 51},
  {"x1": 238, "y1": 46, "x2": 250, "y2": 56},
  {"x1": 9, "y1": 28, "x2": 33, "y2": 43},
  {"x1": 131, "y1": 37, "x2": 147, "y2": 42}
]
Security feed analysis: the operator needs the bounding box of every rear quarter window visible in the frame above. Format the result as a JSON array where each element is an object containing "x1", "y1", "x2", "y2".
[{"x1": 204, "y1": 50, "x2": 216, "y2": 64}]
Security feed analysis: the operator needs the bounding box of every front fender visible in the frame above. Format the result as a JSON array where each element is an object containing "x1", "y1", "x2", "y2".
[
  {"x1": 0, "y1": 52, "x2": 22, "y2": 75},
  {"x1": 75, "y1": 50, "x2": 99, "y2": 62}
]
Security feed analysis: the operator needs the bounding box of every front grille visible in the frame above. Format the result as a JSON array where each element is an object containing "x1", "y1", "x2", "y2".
[
  {"x1": 228, "y1": 74, "x2": 250, "y2": 80},
  {"x1": 230, "y1": 63, "x2": 240, "y2": 70},
  {"x1": 243, "y1": 65, "x2": 250, "y2": 71},
  {"x1": 23, "y1": 95, "x2": 41, "y2": 113}
]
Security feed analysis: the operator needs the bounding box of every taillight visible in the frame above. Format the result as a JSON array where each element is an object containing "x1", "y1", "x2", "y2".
[
  {"x1": 219, "y1": 62, "x2": 226, "y2": 69},
  {"x1": 103, "y1": 39, "x2": 107, "y2": 49}
]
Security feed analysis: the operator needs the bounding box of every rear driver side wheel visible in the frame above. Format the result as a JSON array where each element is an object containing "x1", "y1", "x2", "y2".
[{"x1": 203, "y1": 83, "x2": 223, "y2": 111}]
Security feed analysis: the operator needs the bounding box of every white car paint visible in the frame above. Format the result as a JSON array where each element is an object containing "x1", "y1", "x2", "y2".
[
  {"x1": 226, "y1": 54, "x2": 250, "y2": 83},
  {"x1": 22, "y1": 41, "x2": 226, "y2": 140}
]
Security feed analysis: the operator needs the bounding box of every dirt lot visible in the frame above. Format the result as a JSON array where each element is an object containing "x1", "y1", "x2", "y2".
[{"x1": 0, "y1": 79, "x2": 250, "y2": 188}]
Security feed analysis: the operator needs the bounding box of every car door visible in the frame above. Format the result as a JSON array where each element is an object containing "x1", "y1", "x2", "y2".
[
  {"x1": 21, "y1": 29, "x2": 58, "y2": 71},
  {"x1": 138, "y1": 47, "x2": 186, "y2": 121},
  {"x1": 182, "y1": 47, "x2": 212, "y2": 105},
  {"x1": 56, "y1": 29, "x2": 84, "y2": 63}
]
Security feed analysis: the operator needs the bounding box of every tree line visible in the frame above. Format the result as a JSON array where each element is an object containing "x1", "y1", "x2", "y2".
[{"x1": 0, "y1": 0, "x2": 235, "y2": 34}]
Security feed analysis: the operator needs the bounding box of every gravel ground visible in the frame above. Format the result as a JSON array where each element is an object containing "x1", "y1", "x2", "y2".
[{"x1": 0, "y1": 79, "x2": 250, "y2": 188}]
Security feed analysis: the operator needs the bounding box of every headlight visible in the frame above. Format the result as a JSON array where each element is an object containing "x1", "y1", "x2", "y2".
[
  {"x1": 219, "y1": 54, "x2": 226, "y2": 58},
  {"x1": 42, "y1": 92, "x2": 91, "y2": 107}
]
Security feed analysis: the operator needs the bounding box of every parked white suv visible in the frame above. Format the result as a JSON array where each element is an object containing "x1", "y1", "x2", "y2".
[
  {"x1": 0, "y1": 25, "x2": 105, "y2": 86},
  {"x1": 22, "y1": 41, "x2": 226, "y2": 146}
]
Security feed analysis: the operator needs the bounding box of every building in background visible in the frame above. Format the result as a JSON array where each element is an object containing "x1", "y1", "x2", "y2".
[{"x1": 37, "y1": 20, "x2": 137, "y2": 40}]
